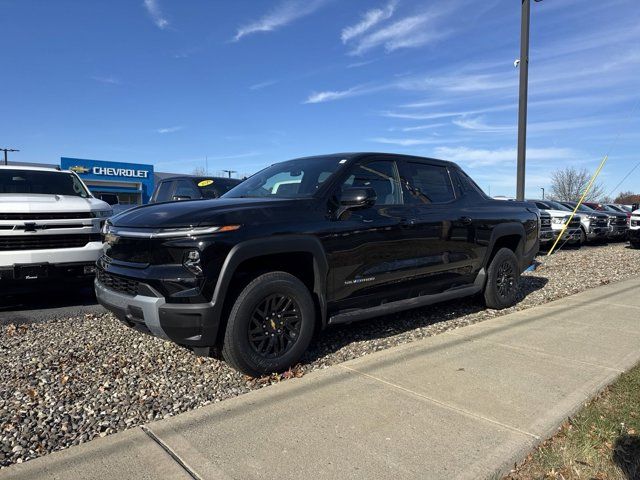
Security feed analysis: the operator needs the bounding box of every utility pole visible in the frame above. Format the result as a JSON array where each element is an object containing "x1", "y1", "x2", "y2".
[
  {"x1": 516, "y1": 0, "x2": 531, "y2": 201},
  {"x1": 540, "y1": 186, "x2": 544, "y2": 199},
  {"x1": 222, "y1": 169, "x2": 237, "y2": 178},
  {"x1": 1, "y1": 148, "x2": 20, "y2": 166}
]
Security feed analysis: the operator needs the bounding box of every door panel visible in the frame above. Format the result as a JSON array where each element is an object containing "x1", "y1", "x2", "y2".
[
  {"x1": 323, "y1": 159, "x2": 417, "y2": 310},
  {"x1": 398, "y1": 161, "x2": 477, "y2": 293}
]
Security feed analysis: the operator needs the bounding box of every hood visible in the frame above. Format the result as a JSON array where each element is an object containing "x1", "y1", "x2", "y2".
[
  {"x1": 0, "y1": 194, "x2": 110, "y2": 213},
  {"x1": 538, "y1": 208, "x2": 580, "y2": 219},
  {"x1": 110, "y1": 197, "x2": 313, "y2": 228}
]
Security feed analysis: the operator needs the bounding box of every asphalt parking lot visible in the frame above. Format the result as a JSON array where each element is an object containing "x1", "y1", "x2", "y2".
[{"x1": 1, "y1": 242, "x2": 639, "y2": 469}]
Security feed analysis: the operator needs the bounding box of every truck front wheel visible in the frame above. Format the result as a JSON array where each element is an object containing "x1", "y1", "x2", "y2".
[
  {"x1": 483, "y1": 248, "x2": 520, "y2": 310},
  {"x1": 222, "y1": 271, "x2": 315, "y2": 377}
]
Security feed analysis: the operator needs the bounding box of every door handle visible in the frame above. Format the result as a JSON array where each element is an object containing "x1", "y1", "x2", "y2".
[
  {"x1": 459, "y1": 216, "x2": 472, "y2": 225},
  {"x1": 400, "y1": 218, "x2": 416, "y2": 226}
]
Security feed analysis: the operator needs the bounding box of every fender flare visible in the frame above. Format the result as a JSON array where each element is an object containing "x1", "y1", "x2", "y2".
[
  {"x1": 482, "y1": 222, "x2": 526, "y2": 269},
  {"x1": 210, "y1": 235, "x2": 329, "y2": 329}
]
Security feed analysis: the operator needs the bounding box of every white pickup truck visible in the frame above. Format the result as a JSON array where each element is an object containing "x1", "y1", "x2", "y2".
[
  {"x1": 630, "y1": 209, "x2": 640, "y2": 249},
  {"x1": 0, "y1": 165, "x2": 111, "y2": 292}
]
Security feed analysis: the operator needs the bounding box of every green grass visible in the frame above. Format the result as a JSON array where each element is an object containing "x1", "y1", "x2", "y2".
[{"x1": 505, "y1": 362, "x2": 640, "y2": 480}]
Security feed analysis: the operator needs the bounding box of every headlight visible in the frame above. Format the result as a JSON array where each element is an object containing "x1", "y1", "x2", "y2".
[
  {"x1": 153, "y1": 225, "x2": 240, "y2": 238},
  {"x1": 551, "y1": 217, "x2": 565, "y2": 225},
  {"x1": 102, "y1": 220, "x2": 111, "y2": 234},
  {"x1": 588, "y1": 215, "x2": 598, "y2": 220},
  {"x1": 94, "y1": 210, "x2": 112, "y2": 218},
  {"x1": 183, "y1": 250, "x2": 202, "y2": 275}
]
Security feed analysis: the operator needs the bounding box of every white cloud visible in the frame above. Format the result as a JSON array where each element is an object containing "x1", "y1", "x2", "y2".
[
  {"x1": 304, "y1": 85, "x2": 381, "y2": 104},
  {"x1": 341, "y1": 1, "x2": 397, "y2": 43},
  {"x1": 90, "y1": 75, "x2": 121, "y2": 85},
  {"x1": 346, "y1": 2, "x2": 458, "y2": 56},
  {"x1": 249, "y1": 80, "x2": 278, "y2": 90},
  {"x1": 433, "y1": 146, "x2": 578, "y2": 168},
  {"x1": 234, "y1": 0, "x2": 327, "y2": 42},
  {"x1": 397, "y1": 123, "x2": 448, "y2": 132},
  {"x1": 143, "y1": 0, "x2": 169, "y2": 29},
  {"x1": 370, "y1": 137, "x2": 444, "y2": 146},
  {"x1": 452, "y1": 117, "x2": 514, "y2": 133},
  {"x1": 157, "y1": 126, "x2": 184, "y2": 134}
]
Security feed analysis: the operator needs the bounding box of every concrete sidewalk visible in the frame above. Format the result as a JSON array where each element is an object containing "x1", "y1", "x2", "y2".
[{"x1": 3, "y1": 278, "x2": 640, "y2": 480}]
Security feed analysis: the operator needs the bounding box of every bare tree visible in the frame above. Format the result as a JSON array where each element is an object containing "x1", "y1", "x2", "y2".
[
  {"x1": 614, "y1": 191, "x2": 640, "y2": 204},
  {"x1": 549, "y1": 167, "x2": 605, "y2": 202},
  {"x1": 192, "y1": 166, "x2": 207, "y2": 176}
]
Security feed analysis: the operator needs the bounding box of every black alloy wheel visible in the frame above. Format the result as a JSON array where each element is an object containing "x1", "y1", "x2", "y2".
[
  {"x1": 495, "y1": 261, "x2": 516, "y2": 301},
  {"x1": 483, "y1": 247, "x2": 520, "y2": 310},
  {"x1": 222, "y1": 271, "x2": 316, "y2": 377},
  {"x1": 248, "y1": 293, "x2": 302, "y2": 358}
]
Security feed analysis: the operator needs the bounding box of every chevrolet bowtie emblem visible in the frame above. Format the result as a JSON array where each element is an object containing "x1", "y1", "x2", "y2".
[{"x1": 69, "y1": 165, "x2": 90, "y2": 174}]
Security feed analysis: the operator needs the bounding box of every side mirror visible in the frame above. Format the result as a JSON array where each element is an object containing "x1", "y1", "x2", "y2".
[
  {"x1": 336, "y1": 187, "x2": 377, "y2": 218},
  {"x1": 340, "y1": 187, "x2": 377, "y2": 207},
  {"x1": 172, "y1": 195, "x2": 191, "y2": 201}
]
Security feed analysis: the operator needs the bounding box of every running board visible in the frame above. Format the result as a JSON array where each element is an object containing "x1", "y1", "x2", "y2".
[{"x1": 328, "y1": 284, "x2": 482, "y2": 326}]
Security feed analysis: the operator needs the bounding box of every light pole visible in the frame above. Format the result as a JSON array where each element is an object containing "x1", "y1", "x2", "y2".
[
  {"x1": 516, "y1": 0, "x2": 542, "y2": 201},
  {"x1": 1, "y1": 148, "x2": 20, "y2": 166},
  {"x1": 222, "y1": 169, "x2": 237, "y2": 178},
  {"x1": 539, "y1": 186, "x2": 544, "y2": 199}
]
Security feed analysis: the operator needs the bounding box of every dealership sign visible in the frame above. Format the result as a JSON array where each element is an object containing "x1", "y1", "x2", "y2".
[{"x1": 61, "y1": 157, "x2": 155, "y2": 203}]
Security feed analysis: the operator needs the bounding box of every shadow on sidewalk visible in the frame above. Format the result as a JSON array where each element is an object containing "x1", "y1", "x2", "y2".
[
  {"x1": 613, "y1": 434, "x2": 640, "y2": 480},
  {"x1": 303, "y1": 274, "x2": 548, "y2": 365}
]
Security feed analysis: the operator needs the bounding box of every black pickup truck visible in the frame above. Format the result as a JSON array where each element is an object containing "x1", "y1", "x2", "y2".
[{"x1": 96, "y1": 153, "x2": 539, "y2": 376}]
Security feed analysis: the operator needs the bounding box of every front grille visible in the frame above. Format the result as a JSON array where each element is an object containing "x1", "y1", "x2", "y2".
[
  {"x1": 569, "y1": 219, "x2": 580, "y2": 228},
  {"x1": 594, "y1": 218, "x2": 608, "y2": 227},
  {"x1": 0, "y1": 233, "x2": 100, "y2": 251},
  {"x1": 0, "y1": 212, "x2": 94, "y2": 220},
  {"x1": 97, "y1": 269, "x2": 139, "y2": 296},
  {"x1": 615, "y1": 217, "x2": 627, "y2": 226},
  {"x1": 541, "y1": 217, "x2": 551, "y2": 227},
  {"x1": 632, "y1": 220, "x2": 639, "y2": 227}
]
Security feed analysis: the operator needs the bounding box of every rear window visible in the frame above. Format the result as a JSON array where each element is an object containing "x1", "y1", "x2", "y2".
[
  {"x1": 403, "y1": 162, "x2": 455, "y2": 204},
  {"x1": 0, "y1": 169, "x2": 90, "y2": 197}
]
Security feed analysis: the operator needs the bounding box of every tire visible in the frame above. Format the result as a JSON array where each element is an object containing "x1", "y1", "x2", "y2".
[
  {"x1": 483, "y1": 248, "x2": 520, "y2": 310},
  {"x1": 631, "y1": 240, "x2": 640, "y2": 249},
  {"x1": 222, "y1": 272, "x2": 316, "y2": 377},
  {"x1": 579, "y1": 227, "x2": 587, "y2": 245}
]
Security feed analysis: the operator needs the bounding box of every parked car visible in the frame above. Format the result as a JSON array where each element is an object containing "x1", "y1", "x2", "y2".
[
  {"x1": 630, "y1": 208, "x2": 640, "y2": 249},
  {"x1": 151, "y1": 176, "x2": 242, "y2": 203},
  {"x1": 527, "y1": 199, "x2": 582, "y2": 247},
  {"x1": 96, "y1": 153, "x2": 540, "y2": 376},
  {"x1": 559, "y1": 201, "x2": 609, "y2": 243},
  {"x1": 0, "y1": 165, "x2": 111, "y2": 292},
  {"x1": 582, "y1": 202, "x2": 629, "y2": 240}
]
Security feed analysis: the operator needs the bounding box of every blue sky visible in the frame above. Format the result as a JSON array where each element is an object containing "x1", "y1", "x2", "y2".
[{"x1": 2, "y1": 0, "x2": 639, "y2": 197}]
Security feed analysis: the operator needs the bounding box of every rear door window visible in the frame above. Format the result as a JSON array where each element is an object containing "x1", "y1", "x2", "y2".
[{"x1": 401, "y1": 162, "x2": 455, "y2": 204}]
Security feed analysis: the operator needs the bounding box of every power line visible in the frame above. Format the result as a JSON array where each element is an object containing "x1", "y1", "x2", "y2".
[{"x1": 607, "y1": 161, "x2": 640, "y2": 198}]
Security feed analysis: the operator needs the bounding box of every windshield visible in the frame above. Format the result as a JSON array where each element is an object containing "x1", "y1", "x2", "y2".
[
  {"x1": 544, "y1": 200, "x2": 570, "y2": 211},
  {"x1": 224, "y1": 156, "x2": 346, "y2": 199},
  {"x1": 0, "y1": 169, "x2": 90, "y2": 197}
]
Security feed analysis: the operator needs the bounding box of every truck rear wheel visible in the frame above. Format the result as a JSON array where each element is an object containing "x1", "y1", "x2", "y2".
[
  {"x1": 222, "y1": 272, "x2": 315, "y2": 377},
  {"x1": 483, "y1": 248, "x2": 520, "y2": 310},
  {"x1": 631, "y1": 240, "x2": 640, "y2": 249}
]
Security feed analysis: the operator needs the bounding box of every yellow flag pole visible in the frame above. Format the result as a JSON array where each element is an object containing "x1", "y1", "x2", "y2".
[{"x1": 546, "y1": 154, "x2": 609, "y2": 256}]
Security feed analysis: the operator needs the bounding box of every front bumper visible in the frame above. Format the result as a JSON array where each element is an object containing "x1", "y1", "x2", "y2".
[
  {"x1": 586, "y1": 225, "x2": 608, "y2": 240},
  {"x1": 608, "y1": 225, "x2": 629, "y2": 239},
  {"x1": 551, "y1": 227, "x2": 581, "y2": 243},
  {"x1": 95, "y1": 279, "x2": 220, "y2": 347},
  {"x1": 0, "y1": 241, "x2": 103, "y2": 268}
]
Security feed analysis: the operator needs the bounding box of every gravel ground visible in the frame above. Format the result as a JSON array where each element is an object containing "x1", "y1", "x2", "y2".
[{"x1": 1, "y1": 243, "x2": 640, "y2": 468}]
